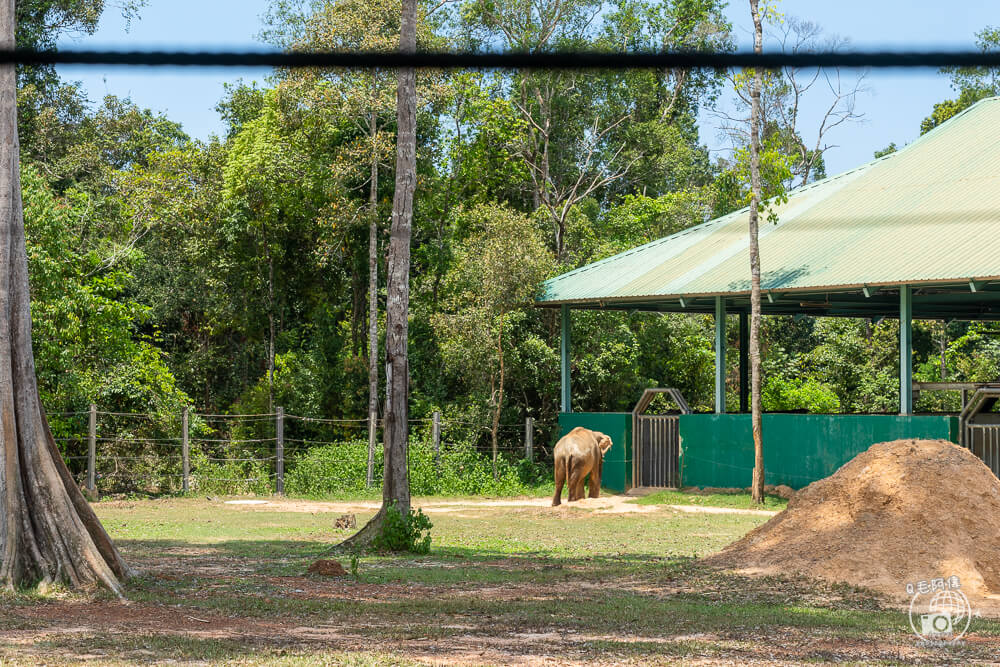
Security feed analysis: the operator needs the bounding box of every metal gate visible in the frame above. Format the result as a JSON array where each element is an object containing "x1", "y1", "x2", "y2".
[
  {"x1": 959, "y1": 386, "x2": 1000, "y2": 478},
  {"x1": 967, "y1": 425, "x2": 1000, "y2": 477},
  {"x1": 635, "y1": 415, "x2": 680, "y2": 487},
  {"x1": 632, "y1": 388, "x2": 690, "y2": 489}
]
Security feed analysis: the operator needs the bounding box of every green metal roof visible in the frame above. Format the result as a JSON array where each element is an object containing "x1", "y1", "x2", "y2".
[{"x1": 539, "y1": 96, "x2": 1000, "y2": 319}]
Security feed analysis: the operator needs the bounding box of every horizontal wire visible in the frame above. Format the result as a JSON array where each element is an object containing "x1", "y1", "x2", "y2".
[
  {"x1": 96, "y1": 411, "x2": 162, "y2": 418},
  {"x1": 200, "y1": 456, "x2": 276, "y2": 462},
  {"x1": 10, "y1": 48, "x2": 1000, "y2": 70},
  {"x1": 195, "y1": 413, "x2": 277, "y2": 418},
  {"x1": 284, "y1": 414, "x2": 368, "y2": 423},
  {"x1": 189, "y1": 437, "x2": 277, "y2": 443},
  {"x1": 96, "y1": 437, "x2": 180, "y2": 443}
]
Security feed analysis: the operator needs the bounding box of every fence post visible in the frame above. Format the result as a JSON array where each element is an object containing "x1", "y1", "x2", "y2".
[
  {"x1": 275, "y1": 406, "x2": 284, "y2": 495},
  {"x1": 525, "y1": 416, "x2": 534, "y2": 461},
  {"x1": 87, "y1": 404, "x2": 96, "y2": 495},
  {"x1": 181, "y1": 406, "x2": 189, "y2": 494},
  {"x1": 432, "y1": 411, "x2": 441, "y2": 469}
]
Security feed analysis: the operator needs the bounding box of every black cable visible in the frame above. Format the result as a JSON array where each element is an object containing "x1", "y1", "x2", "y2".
[{"x1": 10, "y1": 48, "x2": 1000, "y2": 70}]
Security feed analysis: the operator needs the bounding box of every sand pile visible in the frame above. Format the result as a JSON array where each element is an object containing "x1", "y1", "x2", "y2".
[{"x1": 704, "y1": 439, "x2": 1000, "y2": 601}]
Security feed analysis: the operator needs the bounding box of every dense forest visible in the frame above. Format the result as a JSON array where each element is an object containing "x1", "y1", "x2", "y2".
[{"x1": 17, "y1": 0, "x2": 1000, "y2": 486}]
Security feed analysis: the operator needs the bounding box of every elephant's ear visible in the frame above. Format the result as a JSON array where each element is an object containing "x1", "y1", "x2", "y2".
[{"x1": 599, "y1": 436, "x2": 613, "y2": 455}]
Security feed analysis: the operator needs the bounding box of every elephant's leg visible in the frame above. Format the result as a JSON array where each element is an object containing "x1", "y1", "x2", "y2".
[
  {"x1": 568, "y1": 462, "x2": 585, "y2": 502},
  {"x1": 588, "y1": 470, "x2": 601, "y2": 498},
  {"x1": 552, "y1": 457, "x2": 565, "y2": 506}
]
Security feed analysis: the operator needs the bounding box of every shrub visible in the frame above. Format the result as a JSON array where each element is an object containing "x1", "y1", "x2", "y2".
[
  {"x1": 188, "y1": 446, "x2": 273, "y2": 496},
  {"x1": 763, "y1": 375, "x2": 841, "y2": 414},
  {"x1": 372, "y1": 501, "x2": 432, "y2": 554},
  {"x1": 285, "y1": 437, "x2": 545, "y2": 497},
  {"x1": 284, "y1": 439, "x2": 382, "y2": 497}
]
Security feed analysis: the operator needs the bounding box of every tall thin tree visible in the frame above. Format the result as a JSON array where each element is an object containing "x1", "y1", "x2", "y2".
[
  {"x1": 749, "y1": 0, "x2": 765, "y2": 504},
  {"x1": 342, "y1": 0, "x2": 417, "y2": 545},
  {"x1": 367, "y1": 119, "x2": 379, "y2": 488},
  {"x1": 0, "y1": 0, "x2": 131, "y2": 593}
]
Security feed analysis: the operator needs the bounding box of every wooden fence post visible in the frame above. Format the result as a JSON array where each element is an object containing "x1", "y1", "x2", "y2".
[
  {"x1": 181, "y1": 406, "x2": 189, "y2": 493},
  {"x1": 525, "y1": 416, "x2": 533, "y2": 461},
  {"x1": 275, "y1": 406, "x2": 284, "y2": 495},
  {"x1": 432, "y1": 411, "x2": 441, "y2": 469},
  {"x1": 87, "y1": 404, "x2": 96, "y2": 495}
]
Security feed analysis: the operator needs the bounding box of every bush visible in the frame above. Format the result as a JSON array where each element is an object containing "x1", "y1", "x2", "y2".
[
  {"x1": 285, "y1": 437, "x2": 546, "y2": 498},
  {"x1": 372, "y1": 501, "x2": 432, "y2": 554},
  {"x1": 188, "y1": 446, "x2": 273, "y2": 496},
  {"x1": 763, "y1": 375, "x2": 841, "y2": 414},
  {"x1": 285, "y1": 439, "x2": 381, "y2": 497}
]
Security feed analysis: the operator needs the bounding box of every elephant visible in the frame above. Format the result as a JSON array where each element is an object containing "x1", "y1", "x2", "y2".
[{"x1": 552, "y1": 427, "x2": 613, "y2": 506}]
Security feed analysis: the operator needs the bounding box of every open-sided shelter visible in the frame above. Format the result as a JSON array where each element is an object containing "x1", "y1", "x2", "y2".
[{"x1": 537, "y1": 97, "x2": 1000, "y2": 492}]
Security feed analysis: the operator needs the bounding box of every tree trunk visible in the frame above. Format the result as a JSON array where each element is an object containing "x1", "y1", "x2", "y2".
[
  {"x1": 939, "y1": 324, "x2": 947, "y2": 381},
  {"x1": 749, "y1": 0, "x2": 765, "y2": 505},
  {"x1": 491, "y1": 317, "x2": 505, "y2": 480},
  {"x1": 266, "y1": 240, "x2": 275, "y2": 414},
  {"x1": 0, "y1": 0, "x2": 130, "y2": 593},
  {"x1": 341, "y1": 0, "x2": 417, "y2": 547},
  {"x1": 367, "y1": 112, "x2": 379, "y2": 489}
]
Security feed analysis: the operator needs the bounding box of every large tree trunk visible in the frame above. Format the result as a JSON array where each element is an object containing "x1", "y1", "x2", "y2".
[
  {"x1": 366, "y1": 112, "x2": 379, "y2": 489},
  {"x1": 0, "y1": 0, "x2": 130, "y2": 593},
  {"x1": 748, "y1": 0, "x2": 765, "y2": 505},
  {"x1": 341, "y1": 0, "x2": 416, "y2": 547}
]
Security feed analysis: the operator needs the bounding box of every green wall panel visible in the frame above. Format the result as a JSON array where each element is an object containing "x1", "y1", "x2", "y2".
[
  {"x1": 679, "y1": 413, "x2": 959, "y2": 490},
  {"x1": 557, "y1": 413, "x2": 632, "y2": 493}
]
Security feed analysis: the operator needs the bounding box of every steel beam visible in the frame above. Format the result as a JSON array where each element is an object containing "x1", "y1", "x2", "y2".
[
  {"x1": 900, "y1": 285, "x2": 913, "y2": 415},
  {"x1": 560, "y1": 304, "x2": 571, "y2": 413},
  {"x1": 739, "y1": 311, "x2": 749, "y2": 413},
  {"x1": 715, "y1": 296, "x2": 726, "y2": 414}
]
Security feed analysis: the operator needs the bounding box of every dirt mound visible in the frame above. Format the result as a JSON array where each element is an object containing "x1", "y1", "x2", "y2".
[
  {"x1": 307, "y1": 559, "x2": 348, "y2": 577},
  {"x1": 704, "y1": 439, "x2": 1000, "y2": 601}
]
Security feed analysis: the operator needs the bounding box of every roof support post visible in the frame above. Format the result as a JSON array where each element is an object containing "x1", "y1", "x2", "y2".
[
  {"x1": 715, "y1": 296, "x2": 726, "y2": 414},
  {"x1": 739, "y1": 311, "x2": 749, "y2": 413},
  {"x1": 900, "y1": 285, "x2": 913, "y2": 415},
  {"x1": 560, "y1": 304, "x2": 571, "y2": 413}
]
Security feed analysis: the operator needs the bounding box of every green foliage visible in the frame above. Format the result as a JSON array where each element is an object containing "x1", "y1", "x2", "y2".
[
  {"x1": 285, "y1": 438, "x2": 537, "y2": 498},
  {"x1": 349, "y1": 553, "x2": 360, "y2": 579},
  {"x1": 922, "y1": 26, "x2": 1000, "y2": 135},
  {"x1": 763, "y1": 376, "x2": 841, "y2": 414},
  {"x1": 188, "y1": 446, "x2": 274, "y2": 497},
  {"x1": 711, "y1": 130, "x2": 793, "y2": 220},
  {"x1": 23, "y1": 165, "x2": 189, "y2": 447},
  {"x1": 372, "y1": 501, "x2": 433, "y2": 554},
  {"x1": 285, "y1": 440, "x2": 381, "y2": 496},
  {"x1": 873, "y1": 142, "x2": 897, "y2": 159}
]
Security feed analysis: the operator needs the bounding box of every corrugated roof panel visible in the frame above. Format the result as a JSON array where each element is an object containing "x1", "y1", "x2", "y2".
[{"x1": 539, "y1": 96, "x2": 1000, "y2": 304}]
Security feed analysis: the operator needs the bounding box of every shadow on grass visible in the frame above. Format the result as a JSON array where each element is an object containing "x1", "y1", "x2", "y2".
[
  {"x1": 111, "y1": 537, "x2": 925, "y2": 626},
  {"x1": 117, "y1": 537, "x2": 890, "y2": 605},
  {"x1": 22, "y1": 633, "x2": 419, "y2": 666}
]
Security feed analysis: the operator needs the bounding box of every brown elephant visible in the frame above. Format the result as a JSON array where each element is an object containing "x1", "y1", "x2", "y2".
[{"x1": 552, "y1": 427, "x2": 613, "y2": 506}]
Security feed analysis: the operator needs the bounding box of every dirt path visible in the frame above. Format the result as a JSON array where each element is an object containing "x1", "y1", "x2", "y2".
[{"x1": 220, "y1": 495, "x2": 780, "y2": 516}]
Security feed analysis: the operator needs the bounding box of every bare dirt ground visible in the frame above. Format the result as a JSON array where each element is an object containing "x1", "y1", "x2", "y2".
[{"x1": 220, "y1": 494, "x2": 780, "y2": 516}]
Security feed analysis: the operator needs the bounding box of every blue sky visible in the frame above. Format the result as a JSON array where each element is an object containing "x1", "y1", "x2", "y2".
[{"x1": 55, "y1": 0, "x2": 996, "y2": 177}]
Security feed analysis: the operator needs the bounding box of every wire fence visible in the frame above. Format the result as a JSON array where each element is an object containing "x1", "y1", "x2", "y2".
[{"x1": 50, "y1": 406, "x2": 553, "y2": 497}]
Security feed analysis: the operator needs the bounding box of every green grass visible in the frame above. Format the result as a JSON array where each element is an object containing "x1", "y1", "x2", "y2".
[
  {"x1": 630, "y1": 487, "x2": 790, "y2": 510},
  {"x1": 2, "y1": 496, "x2": 998, "y2": 665}
]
